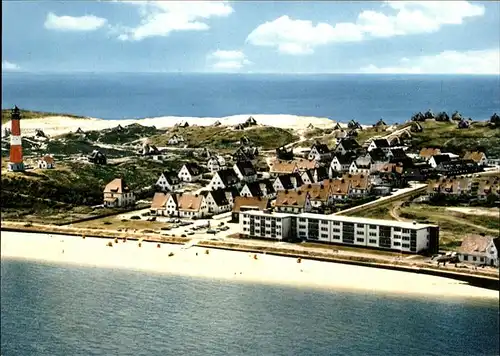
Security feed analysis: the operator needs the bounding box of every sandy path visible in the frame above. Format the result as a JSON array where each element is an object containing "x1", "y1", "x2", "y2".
[{"x1": 1, "y1": 231, "x2": 497, "y2": 300}]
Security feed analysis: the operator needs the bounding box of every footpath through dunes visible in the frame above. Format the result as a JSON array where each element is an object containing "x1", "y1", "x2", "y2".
[{"x1": 1, "y1": 230, "x2": 498, "y2": 299}]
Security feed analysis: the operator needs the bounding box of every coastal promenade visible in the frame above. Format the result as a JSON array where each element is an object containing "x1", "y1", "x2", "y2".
[{"x1": 1, "y1": 221, "x2": 498, "y2": 291}]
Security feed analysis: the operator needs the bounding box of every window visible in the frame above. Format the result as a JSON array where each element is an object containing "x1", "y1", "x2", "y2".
[
  {"x1": 473, "y1": 256, "x2": 477, "y2": 261},
  {"x1": 333, "y1": 221, "x2": 341, "y2": 226},
  {"x1": 394, "y1": 242, "x2": 401, "y2": 246},
  {"x1": 299, "y1": 224, "x2": 307, "y2": 229},
  {"x1": 402, "y1": 229, "x2": 410, "y2": 233},
  {"x1": 299, "y1": 218, "x2": 307, "y2": 222},
  {"x1": 463, "y1": 255, "x2": 468, "y2": 261},
  {"x1": 394, "y1": 227, "x2": 401, "y2": 232},
  {"x1": 402, "y1": 236, "x2": 410, "y2": 241},
  {"x1": 369, "y1": 225, "x2": 377, "y2": 229},
  {"x1": 369, "y1": 239, "x2": 377, "y2": 244},
  {"x1": 402, "y1": 243, "x2": 409, "y2": 248},
  {"x1": 321, "y1": 233, "x2": 329, "y2": 238},
  {"x1": 369, "y1": 232, "x2": 377, "y2": 237},
  {"x1": 480, "y1": 257, "x2": 484, "y2": 262},
  {"x1": 243, "y1": 221, "x2": 247, "y2": 225},
  {"x1": 357, "y1": 230, "x2": 364, "y2": 235},
  {"x1": 393, "y1": 235, "x2": 401, "y2": 239},
  {"x1": 356, "y1": 238, "x2": 364, "y2": 242},
  {"x1": 357, "y1": 224, "x2": 365, "y2": 228},
  {"x1": 321, "y1": 227, "x2": 328, "y2": 232},
  {"x1": 333, "y1": 228, "x2": 341, "y2": 233}
]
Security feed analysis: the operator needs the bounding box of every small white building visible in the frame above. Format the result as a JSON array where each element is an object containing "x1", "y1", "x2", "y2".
[
  {"x1": 457, "y1": 234, "x2": 499, "y2": 267},
  {"x1": 329, "y1": 154, "x2": 355, "y2": 177},
  {"x1": 202, "y1": 190, "x2": 232, "y2": 215},
  {"x1": 150, "y1": 192, "x2": 177, "y2": 216},
  {"x1": 240, "y1": 180, "x2": 276, "y2": 199},
  {"x1": 156, "y1": 171, "x2": 183, "y2": 192},
  {"x1": 428, "y1": 154, "x2": 451, "y2": 169},
  {"x1": 367, "y1": 139, "x2": 391, "y2": 153},
  {"x1": 208, "y1": 168, "x2": 240, "y2": 190},
  {"x1": 308, "y1": 143, "x2": 331, "y2": 162},
  {"x1": 207, "y1": 155, "x2": 226, "y2": 172},
  {"x1": 349, "y1": 160, "x2": 371, "y2": 175},
  {"x1": 233, "y1": 161, "x2": 258, "y2": 182},
  {"x1": 176, "y1": 193, "x2": 208, "y2": 218},
  {"x1": 168, "y1": 134, "x2": 185, "y2": 145},
  {"x1": 103, "y1": 178, "x2": 135, "y2": 208},
  {"x1": 37, "y1": 155, "x2": 55, "y2": 169},
  {"x1": 334, "y1": 138, "x2": 360, "y2": 155},
  {"x1": 178, "y1": 163, "x2": 202, "y2": 182},
  {"x1": 273, "y1": 173, "x2": 304, "y2": 192}
]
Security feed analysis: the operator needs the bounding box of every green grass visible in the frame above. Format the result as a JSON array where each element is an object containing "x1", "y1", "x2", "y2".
[
  {"x1": 1, "y1": 108, "x2": 86, "y2": 124},
  {"x1": 150, "y1": 125, "x2": 299, "y2": 150},
  {"x1": 409, "y1": 120, "x2": 500, "y2": 157}
]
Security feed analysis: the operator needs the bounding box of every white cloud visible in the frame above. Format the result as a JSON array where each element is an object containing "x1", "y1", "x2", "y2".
[
  {"x1": 246, "y1": 15, "x2": 363, "y2": 55},
  {"x1": 2, "y1": 60, "x2": 21, "y2": 71},
  {"x1": 360, "y1": 49, "x2": 500, "y2": 74},
  {"x1": 247, "y1": 1, "x2": 484, "y2": 55},
  {"x1": 115, "y1": 1, "x2": 233, "y2": 41},
  {"x1": 44, "y1": 12, "x2": 107, "y2": 31},
  {"x1": 208, "y1": 50, "x2": 251, "y2": 71}
]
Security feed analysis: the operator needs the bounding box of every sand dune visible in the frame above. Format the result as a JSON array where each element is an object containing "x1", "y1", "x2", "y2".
[
  {"x1": 4, "y1": 114, "x2": 343, "y2": 138},
  {"x1": 1, "y1": 231, "x2": 497, "y2": 299}
]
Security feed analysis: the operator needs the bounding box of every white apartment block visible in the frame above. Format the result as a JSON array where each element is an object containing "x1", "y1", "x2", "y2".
[{"x1": 239, "y1": 211, "x2": 439, "y2": 254}]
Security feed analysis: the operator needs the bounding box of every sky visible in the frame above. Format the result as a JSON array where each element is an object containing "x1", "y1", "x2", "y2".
[{"x1": 2, "y1": 1, "x2": 500, "y2": 74}]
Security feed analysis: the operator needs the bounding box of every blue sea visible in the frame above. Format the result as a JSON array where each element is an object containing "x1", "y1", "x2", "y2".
[
  {"x1": 1, "y1": 259, "x2": 499, "y2": 356},
  {"x1": 2, "y1": 73, "x2": 499, "y2": 124}
]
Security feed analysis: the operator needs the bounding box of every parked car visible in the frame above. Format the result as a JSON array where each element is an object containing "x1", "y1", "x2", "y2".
[
  {"x1": 187, "y1": 232, "x2": 194, "y2": 236},
  {"x1": 220, "y1": 226, "x2": 230, "y2": 231},
  {"x1": 207, "y1": 229, "x2": 217, "y2": 234},
  {"x1": 181, "y1": 234, "x2": 187, "y2": 237},
  {"x1": 130, "y1": 216, "x2": 141, "y2": 220}
]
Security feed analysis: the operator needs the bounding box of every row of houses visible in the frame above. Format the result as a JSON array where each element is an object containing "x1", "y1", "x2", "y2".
[{"x1": 428, "y1": 177, "x2": 500, "y2": 199}]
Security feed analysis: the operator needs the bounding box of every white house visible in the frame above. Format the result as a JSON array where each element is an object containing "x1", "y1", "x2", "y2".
[
  {"x1": 150, "y1": 192, "x2": 178, "y2": 216},
  {"x1": 457, "y1": 234, "x2": 499, "y2": 267},
  {"x1": 208, "y1": 168, "x2": 240, "y2": 190},
  {"x1": 175, "y1": 193, "x2": 208, "y2": 218},
  {"x1": 428, "y1": 154, "x2": 451, "y2": 169},
  {"x1": 274, "y1": 190, "x2": 312, "y2": 214},
  {"x1": 233, "y1": 161, "x2": 258, "y2": 182},
  {"x1": 103, "y1": 178, "x2": 135, "y2": 208},
  {"x1": 207, "y1": 155, "x2": 226, "y2": 172},
  {"x1": 167, "y1": 134, "x2": 185, "y2": 145},
  {"x1": 301, "y1": 167, "x2": 329, "y2": 184},
  {"x1": 464, "y1": 151, "x2": 488, "y2": 166},
  {"x1": 240, "y1": 180, "x2": 276, "y2": 199},
  {"x1": 334, "y1": 138, "x2": 360, "y2": 155},
  {"x1": 178, "y1": 163, "x2": 202, "y2": 182},
  {"x1": 156, "y1": 171, "x2": 183, "y2": 192},
  {"x1": 349, "y1": 160, "x2": 371, "y2": 175},
  {"x1": 308, "y1": 143, "x2": 331, "y2": 162},
  {"x1": 368, "y1": 138, "x2": 391, "y2": 152},
  {"x1": 37, "y1": 155, "x2": 55, "y2": 169},
  {"x1": 329, "y1": 154, "x2": 355, "y2": 177},
  {"x1": 202, "y1": 190, "x2": 232, "y2": 215},
  {"x1": 273, "y1": 173, "x2": 304, "y2": 192}
]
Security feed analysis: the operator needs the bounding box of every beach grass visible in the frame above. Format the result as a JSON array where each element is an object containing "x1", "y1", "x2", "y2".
[{"x1": 1, "y1": 108, "x2": 87, "y2": 124}]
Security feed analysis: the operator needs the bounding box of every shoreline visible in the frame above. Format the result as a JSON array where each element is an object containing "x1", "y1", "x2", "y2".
[{"x1": 1, "y1": 230, "x2": 498, "y2": 300}]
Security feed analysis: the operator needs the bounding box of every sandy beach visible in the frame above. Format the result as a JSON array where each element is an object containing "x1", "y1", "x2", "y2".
[
  {"x1": 3, "y1": 114, "x2": 371, "y2": 138},
  {"x1": 1, "y1": 231, "x2": 497, "y2": 299}
]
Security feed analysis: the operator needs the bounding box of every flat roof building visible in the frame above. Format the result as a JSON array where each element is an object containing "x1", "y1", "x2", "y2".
[{"x1": 239, "y1": 210, "x2": 439, "y2": 254}]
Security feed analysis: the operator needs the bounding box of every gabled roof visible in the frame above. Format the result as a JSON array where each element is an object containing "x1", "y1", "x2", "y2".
[
  {"x1": 276, "y1": 173, "x2": 304, "y2": 190},
  {"x1": 216, "y1": 168, "x2": 240, "y2": 186},
  {"x1": 430, "y1": 154, "x2": 452, "y2": 165},
  {"x1": 176, "y1": 193, "x2": 204, "y2": 212},
  {"x1": 341, "y1": 173, "x2": 370, "y2": 190},
  {"x1": 389, "y1": 148, "x2": 408, "y2": 160},
  {"x1": 337, "y1": 138, "x2": 360, "y2": 151},
  {"x1": 151, "y1": 192, "x2": 172, "y2": 209},
  {"x1": 89, "y1": 150, "x2": 105, "y2": 158},
  {"x1": 458, "y1": 234, "x2": 496, "y2": 255},
  {"x1": 161, "y1": 171, "x2": 181, "y2": 185},
  {"x1": 39, "y1": 155, "x2": 55, "y2": 164},
  {"x1": 332, "y1": 153, "x2": 356, "y2": 165},
  {"x1": 371, "y1": 138, "x2": 390, "y2": 148},
  {"x1": 315, "y1": 166, "x2": 329, "y2": 180},
  {"x1": 270, "y1": 160, "x2": 298, "y2": 174},
  {"x1": 243, "y1": 180, "x2": 275, "y2": 197},
  {"x1": 295, "y1": 159, "x2": 317, "y2": 171},
  {"x1": 183, "y1": 163, "x2": 202, "y2": 176},
  {"x1": 104, "y1": 178, "x2": 130, "y2": 194},
  {"x1": 299, "y1": 183, "x2": 330, "y2": 202},
  {"x1": 206, "y1": 189, "x2": 230, "y2": 206},
  {"x1": 275, "y1": 190, "x2": 310, "y2": 207},
  {"x1": 367, "y1": 147, "x2": 387, "y2": 162},
  {"x1": 464, "y1": 151, "x2": 486, "y2": 163},
  {"x1": 234, "y1": 160, "x2": 257, "y2": 177},
  {"x1": 321, "y1": 178, "x2": 350, "y2": 195},
  {"x1": 232, "y1": 196, "x2": 269, "y2": 212},
  {"x1": 419, "y1": 147, "x2": 441, "y2": 158},
  {"x1": 311, "y1": 142, "x2": 330, "y2": 154}
]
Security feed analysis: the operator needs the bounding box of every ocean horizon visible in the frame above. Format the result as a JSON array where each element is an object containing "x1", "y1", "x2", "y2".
[{"x1": 2, "y1": 72, "x2": 499, "y2": 124}]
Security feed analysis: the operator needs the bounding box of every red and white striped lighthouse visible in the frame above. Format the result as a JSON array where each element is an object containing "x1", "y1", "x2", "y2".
[{"x1": 8, "y1": 106, "x2": 25, "y2": 172}]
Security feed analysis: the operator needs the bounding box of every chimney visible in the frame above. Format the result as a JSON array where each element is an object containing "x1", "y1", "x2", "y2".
[{"x1": 8, "y1": 106, "x2": 25, "y2": 172}]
